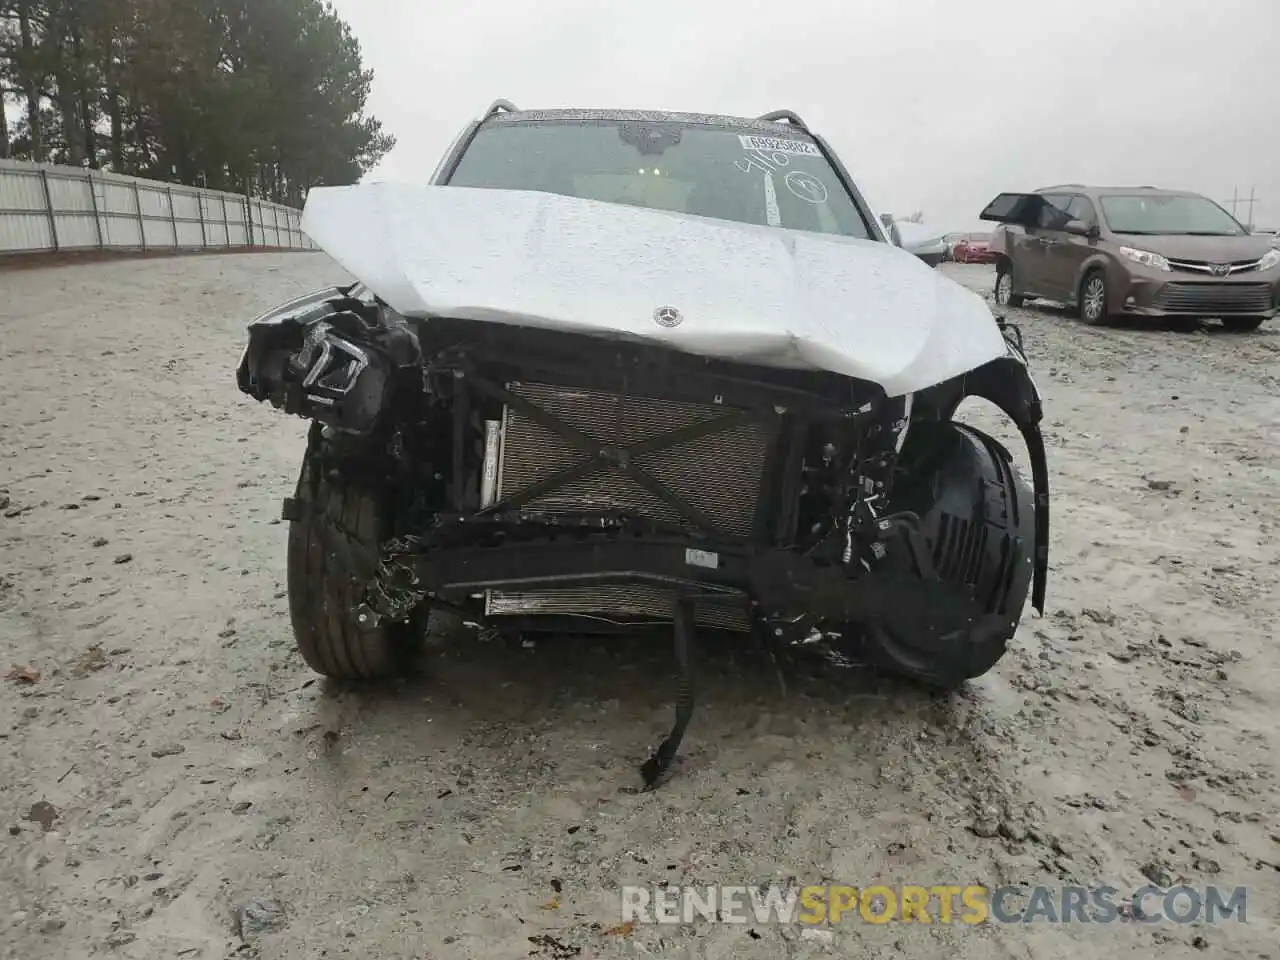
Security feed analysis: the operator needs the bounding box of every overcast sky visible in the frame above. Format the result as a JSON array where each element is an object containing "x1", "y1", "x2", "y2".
[{"x1": 329, "y1": 0, "x2": 1279, "y2": 232}]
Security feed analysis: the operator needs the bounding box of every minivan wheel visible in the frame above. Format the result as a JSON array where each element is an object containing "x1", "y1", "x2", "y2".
[
  {"x1": 1079, "y1": 270, "x2": 1109, "y2": 325},
  {"x1": 994, "y1": 262, "x2": 1024, "y2": 308},
  {"x1": 1220, "y1": 316, "x2": 1265, "y2": 333}
]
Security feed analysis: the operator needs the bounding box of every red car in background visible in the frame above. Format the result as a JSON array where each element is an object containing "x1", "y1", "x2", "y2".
[{"x1": 952, "y1": 232, "x2": 997, "y2": 264}]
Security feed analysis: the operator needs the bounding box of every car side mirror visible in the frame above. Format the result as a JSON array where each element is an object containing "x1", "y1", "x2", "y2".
[{"x1": 1064, "y1": 219, "x2": 1096, "y2": 238}]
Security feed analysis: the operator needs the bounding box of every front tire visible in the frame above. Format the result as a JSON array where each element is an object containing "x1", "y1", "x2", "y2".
[
  {"x1": 1078, "y1": 269, "x2": 1109, "y2": 325},
  {"x1": 286, "y1": 425, "x2": 426, "y2": 680},
  {"x1": 1220, "y1": 316, "x2": 1264, "y2": 332},
  {"x1": 857, "y1": 422, "x2": 1037, "y2": 688}
]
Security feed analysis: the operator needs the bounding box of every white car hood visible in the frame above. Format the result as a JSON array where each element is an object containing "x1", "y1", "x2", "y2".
[{"x1": 300, "y1": 183, "x2": 1006, "y2": 397}]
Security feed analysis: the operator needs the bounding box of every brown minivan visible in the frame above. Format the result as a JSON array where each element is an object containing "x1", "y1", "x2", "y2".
[{"x1": 981, "y1": 185, "x2": 1280, "y2": 331}]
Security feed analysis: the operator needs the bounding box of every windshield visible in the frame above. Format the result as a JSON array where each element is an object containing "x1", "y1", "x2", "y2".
[
  {"x1": 1099, "y1": 194, "x2": 1246, "y2": 236},
  {"x1": 445, "y1": 119, "x2": 874, "y2": 239}
]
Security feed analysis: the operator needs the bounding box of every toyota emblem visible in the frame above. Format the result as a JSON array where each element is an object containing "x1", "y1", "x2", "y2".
[
  {"x1": 1211, "y1": 262, "x2": 1230, "y2": 277},
  {"x1": 653, "y1": 306, "x2": 683, "y2": 328}
]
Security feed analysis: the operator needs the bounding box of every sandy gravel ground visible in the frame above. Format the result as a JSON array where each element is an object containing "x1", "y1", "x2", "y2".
[{"x1": 2, "y1": 254, "x2": 1278, "y2": 960}]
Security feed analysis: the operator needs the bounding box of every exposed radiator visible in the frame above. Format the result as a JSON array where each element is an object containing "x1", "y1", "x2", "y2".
[
  {"x1": 496, "y1": 381, "x2": 772, "y2": 535},
  {"x1": 484, "y1": 380, "x2": 774, "y2": 630}
]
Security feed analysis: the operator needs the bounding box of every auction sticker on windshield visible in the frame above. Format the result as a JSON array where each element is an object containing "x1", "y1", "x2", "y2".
[{"x1": 738, "y1": 135, "x2": 821, "y2": 157}]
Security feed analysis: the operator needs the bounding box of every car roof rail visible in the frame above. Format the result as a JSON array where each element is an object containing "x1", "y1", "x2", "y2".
[
  {"x1": 757, "y1": 109, "x2": 811, "y2": 133},
  {"x1": 482, "y1": 99, "x2": 519, "y2": 119}
]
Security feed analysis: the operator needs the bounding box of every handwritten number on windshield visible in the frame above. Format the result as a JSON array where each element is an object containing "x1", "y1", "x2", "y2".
[{"x1": 735, "y1": 150, "x2": 791, "y2": 175}]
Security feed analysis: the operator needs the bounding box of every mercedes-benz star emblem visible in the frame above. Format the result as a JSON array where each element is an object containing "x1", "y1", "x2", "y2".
[{"x1": 653, "y1": 306, "x2": 683, "y2": 328}]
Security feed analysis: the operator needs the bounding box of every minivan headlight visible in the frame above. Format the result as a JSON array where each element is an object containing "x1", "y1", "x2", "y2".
[
  {"x1": 1258, "y1": 249, "x2": 1280, "y2": 271},
  {"x1": 1119, "y1": 246, "x2": 1172, "y2": 272}
]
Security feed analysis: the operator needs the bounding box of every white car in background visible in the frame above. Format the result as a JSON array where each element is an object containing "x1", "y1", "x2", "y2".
[{"x1": 879, "y1": 214, "x2": 947, "y2": 267}]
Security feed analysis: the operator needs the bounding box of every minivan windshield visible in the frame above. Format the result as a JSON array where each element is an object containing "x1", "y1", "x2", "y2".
[
  {"x1": 445, "y1": 118, "x2": 874, "y2": 239},
  {"x1": 1099, "y1": 194, "x2": 1247, "y2": 236}
]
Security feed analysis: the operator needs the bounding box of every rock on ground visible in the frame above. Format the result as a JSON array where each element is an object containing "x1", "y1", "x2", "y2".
[{"x1": 1, "y1": 255, "x2": 1277, "y2": 959}]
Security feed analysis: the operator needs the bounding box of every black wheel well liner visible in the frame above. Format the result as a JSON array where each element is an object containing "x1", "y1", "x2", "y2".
[{"x1": 926, "y1": 352, "x2": 1049, "y2": 614}]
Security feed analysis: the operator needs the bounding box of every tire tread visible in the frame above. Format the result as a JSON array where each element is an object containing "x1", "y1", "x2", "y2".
[{"x1": 286, "y1": 430, "x2": 422, "y2": 680}]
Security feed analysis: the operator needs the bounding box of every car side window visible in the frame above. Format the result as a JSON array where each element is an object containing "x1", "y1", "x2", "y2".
[
  {"x1": 1066, "y1": 195, "x2": 1097, "y2": 226},
  {"x1": 1036, "y1": 194, "x2": 1073, "y2": 230}
]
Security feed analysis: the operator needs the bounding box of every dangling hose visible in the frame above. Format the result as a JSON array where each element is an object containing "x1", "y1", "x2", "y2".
[{"x1": 640, "y1": 596, "x2": 696, "y2": 790}]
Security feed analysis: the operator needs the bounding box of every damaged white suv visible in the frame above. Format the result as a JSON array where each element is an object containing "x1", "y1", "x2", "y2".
[{"x1": 237, "y1": 103, "x2": 1050, "y2": 786}]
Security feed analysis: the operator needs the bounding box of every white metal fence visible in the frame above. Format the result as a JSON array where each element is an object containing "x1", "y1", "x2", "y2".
[{"x1": 0, "y1": 159, "x2": 315, "y2": 256}]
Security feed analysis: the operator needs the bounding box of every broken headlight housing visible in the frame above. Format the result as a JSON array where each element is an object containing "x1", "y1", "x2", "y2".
[{"x1": 236, "y1": 295, "x2": 419, "y2": 435}]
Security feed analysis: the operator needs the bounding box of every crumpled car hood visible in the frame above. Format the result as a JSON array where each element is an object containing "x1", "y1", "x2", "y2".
[{"x1": 299, "y1": 183, "x2": 1006, "y2": 397}]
